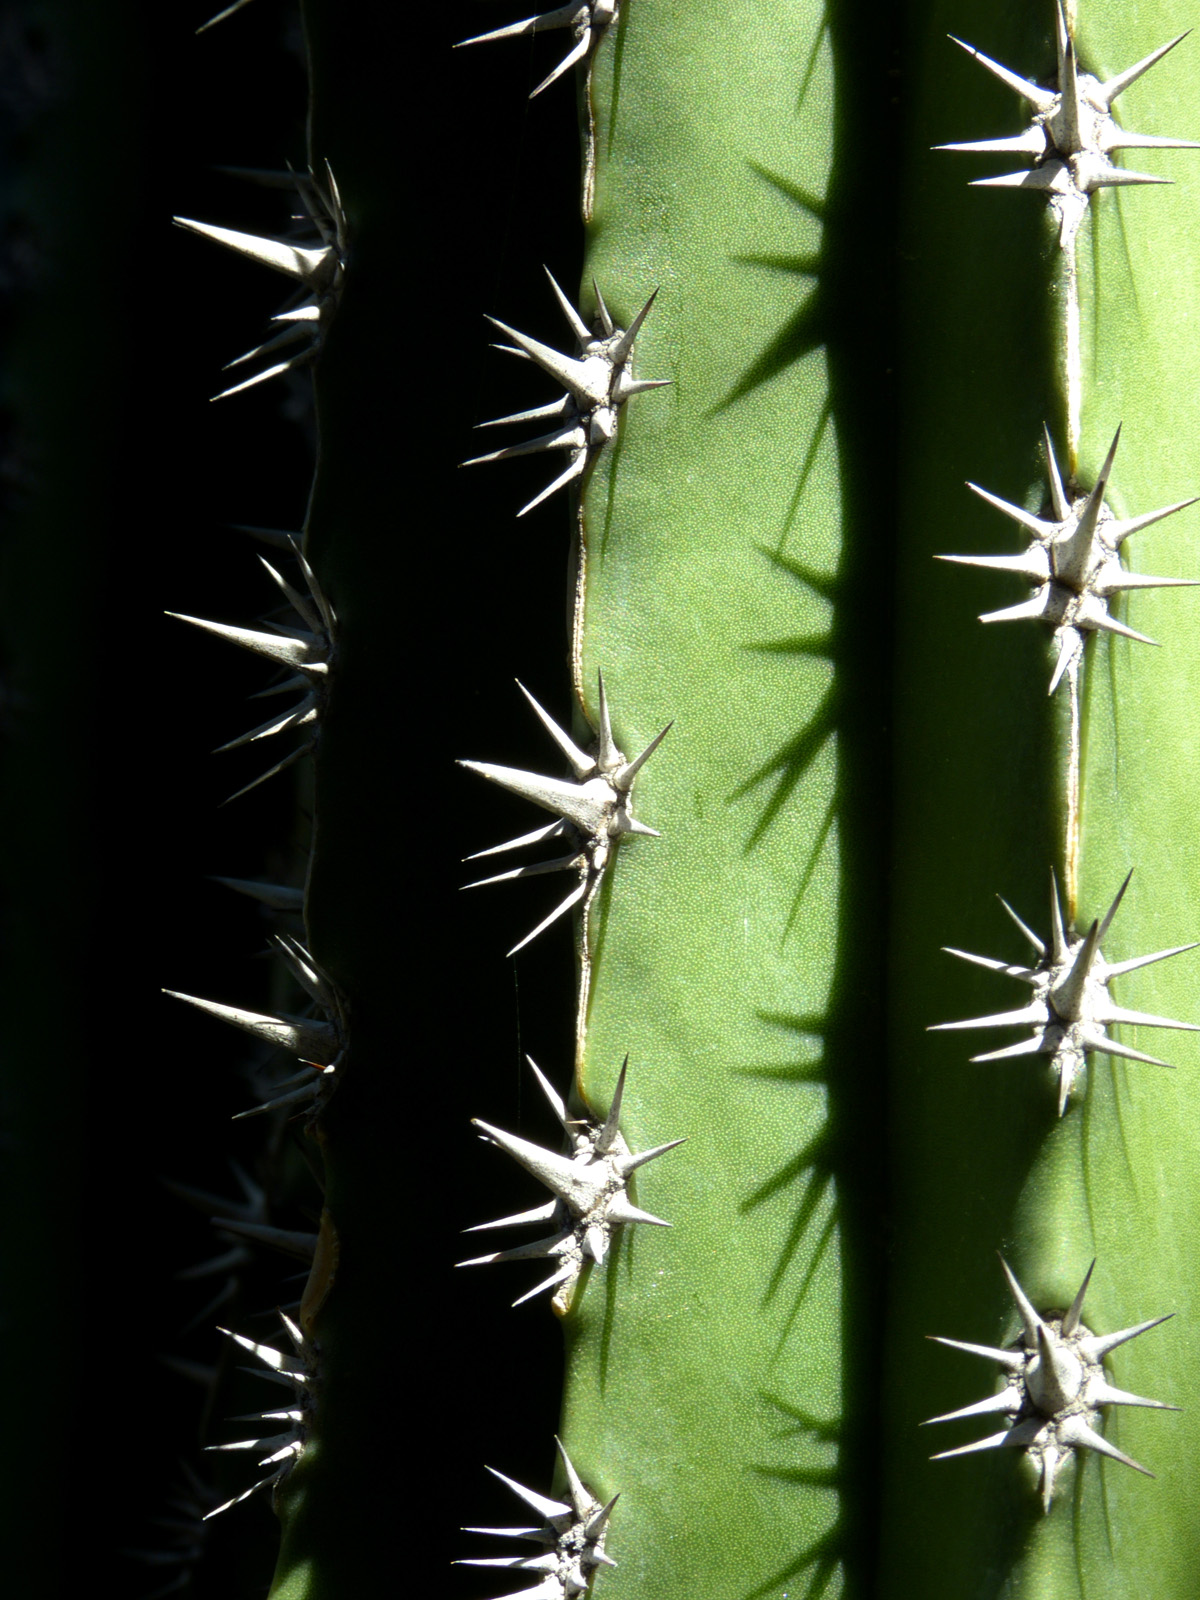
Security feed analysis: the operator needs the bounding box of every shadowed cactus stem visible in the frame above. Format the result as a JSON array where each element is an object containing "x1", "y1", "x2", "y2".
[
  {"x1": 462, "y1": 272, "x2": 667, "y2": 518},
  {"x1": 459, "y1": 676, "x2": 669, "y2": 962}
]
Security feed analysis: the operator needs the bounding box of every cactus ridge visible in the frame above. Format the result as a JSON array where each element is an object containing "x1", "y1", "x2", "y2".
[
  {"x1": 173, "y1": 162, "x2": 345, "y2": 398},
  {"x1": 938, "y1": 424, "x2": 1199, "y2": 695},
  {"x1": 158, "y1": 6, "x2": 354, "y2": 1588}
]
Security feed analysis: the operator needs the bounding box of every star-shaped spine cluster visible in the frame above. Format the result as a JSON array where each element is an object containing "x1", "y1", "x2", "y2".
[
  {"x1": 939, "y1": 3, "x2": 1198, "y2": 245},
  {"x1": 206, "y1": 1312, "x2": 316, "y2": 1518},
  {"x1": 931, "y1": 869, "x2": 1199, "y2": 1114},
  {"x1": 169, "y1": 535, "x2": 336, "y2": 800},
  {"x1": 939, "y1": 425, "x2": 1197, "y2": 693},
  {"x1": 459, "y1": 1441, "x2": 618, "y2": 1600},
  {"x1": 214, "y1": 874, "x2": 306, "y2": 919},
  {"x1": 463, "y1": 269, "x2": 667, "y2": 517},
  {"x1": 175, "y1": 163, "x2": 346, "y2": 398},
  {"x1": 926, "y1": 1258, "x2": 1177, "y2": 1510},
  {"x1": 460, "y1": 1055, "x2": 683, "y2": 1312},
  {"x1": 456, "y1": 2, "x2": 619, "y2": 100},
  {"x1": 166, "y1": 936, "x2": 347, "y2": 1120},
  {"x1": 460, "y1": 676, "x2": 669, "y2": 955}
]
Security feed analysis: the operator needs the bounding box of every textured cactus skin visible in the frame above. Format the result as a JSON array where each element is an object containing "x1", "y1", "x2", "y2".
[
  {"x1": 566, "y1": 6, "x2": 879, "y2": 1596},
  {"x1": 559, "y1": 4, "x2": 1200, "y2": 1600}
]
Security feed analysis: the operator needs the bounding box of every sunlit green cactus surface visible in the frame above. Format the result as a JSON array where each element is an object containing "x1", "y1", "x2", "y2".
[{"x1": 548, "y1": 5, "x2": 1200, "y2": 1600}]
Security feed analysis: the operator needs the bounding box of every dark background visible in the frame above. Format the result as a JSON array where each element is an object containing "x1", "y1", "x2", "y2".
[{"x1": 0, "y1": 1, "x2": 595, "y2": 1592}]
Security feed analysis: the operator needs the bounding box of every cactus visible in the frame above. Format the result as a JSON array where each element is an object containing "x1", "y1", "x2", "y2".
[
  {"x1": 4, "y1": 1, "x2": 1198, "y2": 1597},
  {"x1": 453, "y1": 3, "x2": 1200, "y2": 1598}
]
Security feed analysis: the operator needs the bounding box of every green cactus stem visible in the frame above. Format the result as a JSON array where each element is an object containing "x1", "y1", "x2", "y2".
[{"x1": 18, "y1": 1, "x2": 1191, "y2": 1596}]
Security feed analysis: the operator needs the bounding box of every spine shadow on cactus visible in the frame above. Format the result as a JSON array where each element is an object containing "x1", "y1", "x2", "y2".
[{"x1": 566, "y1": 7, "x2": 926, "y2": 1598}]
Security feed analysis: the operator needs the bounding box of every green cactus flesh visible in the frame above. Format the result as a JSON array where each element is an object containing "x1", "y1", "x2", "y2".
[{"x1": 557, "y1": 4, "x2": 1200, "y2": 1600}]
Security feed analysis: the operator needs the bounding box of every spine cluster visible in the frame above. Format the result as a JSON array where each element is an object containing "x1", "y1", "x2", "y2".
[
  {"x1": 451, "y1": 3, "x2": 678, "y2": 1574},
  {"x1": 924, "y1": 1257, "x2": 1177, "y2": 1511},
  {"x1": 456, "y1": 2, "x2": 1198, "y2": 1591}
]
